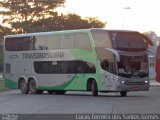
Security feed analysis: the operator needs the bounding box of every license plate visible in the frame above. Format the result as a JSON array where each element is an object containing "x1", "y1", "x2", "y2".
[{"x1": 132, "y1": 86, "x2": 139, "y2": 91}]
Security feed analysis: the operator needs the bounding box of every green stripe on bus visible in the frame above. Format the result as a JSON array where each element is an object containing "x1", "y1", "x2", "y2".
[
  {"x1": 5, "y1": 78, "x2": 18, "y2": 89},
  {"x1": 38, "y1": 75, "x2": 76, "y2": 90}
]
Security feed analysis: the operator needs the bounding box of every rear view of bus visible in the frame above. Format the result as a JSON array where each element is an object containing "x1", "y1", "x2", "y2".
[{"x1": 155, "y1": 44, "x2": 160, "y2": 82}]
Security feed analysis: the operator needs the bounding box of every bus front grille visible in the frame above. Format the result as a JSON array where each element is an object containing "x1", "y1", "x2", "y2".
[{"x1": 125, "y1": 81, "x2": 145, "y2": 85}]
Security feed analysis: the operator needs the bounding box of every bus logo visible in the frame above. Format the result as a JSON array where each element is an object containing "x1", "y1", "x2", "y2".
[{"x1": 9, "y1": 55, "x2": 19, "y2": 59}]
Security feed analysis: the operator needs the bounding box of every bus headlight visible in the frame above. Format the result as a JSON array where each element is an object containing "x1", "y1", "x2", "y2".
[
  {"x1": 122, "y1": 81, "x2": 125, "y2": 84},
  {"x1": 145, "y1": 80, "x2": 148, "y2": 83}
]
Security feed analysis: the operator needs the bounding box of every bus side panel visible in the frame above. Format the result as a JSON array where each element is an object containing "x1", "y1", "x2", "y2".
[
  {"x1": 5, "y1": 78, "x2": 18, "y2": 89},
  {"x1": 69, "y1": 49, "x2": 104, "y2": 91},
  {"x1": 37, "y1": 73, "x2": 102, "y2": 91},
  {"x1": 4, "y1": 61, "x2": 18, "y2": 89},
  {"x1": 37, "y1": 74, "x2": 76, "y2": 90},
  {"x1": 101, "y1": 71, "x2": 117, "y2": 91},
  {"x1": 4, "y1": 59, "x2": 33, "y2": 89}
]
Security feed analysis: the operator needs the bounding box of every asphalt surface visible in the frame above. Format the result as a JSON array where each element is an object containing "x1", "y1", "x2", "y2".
[{"x1": 0, "y1": 86, "x2": 160, "y2": 114}]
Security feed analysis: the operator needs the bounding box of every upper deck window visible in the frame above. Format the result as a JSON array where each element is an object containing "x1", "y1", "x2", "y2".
[
  {"x1": 75, "y1": 33, "x2": 91, "y2": 50},
  {"x1": 91, "y1": 31, "x2": 112, "y2": 48},
  {"x1": 5, "y1": 37, "x2": 33, "y2": 51},
  {"x1": 5, "y1": 32, "x2": 92, "y2": 51}
]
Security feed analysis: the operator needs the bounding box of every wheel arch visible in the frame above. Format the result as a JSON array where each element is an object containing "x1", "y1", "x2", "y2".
[{"x1": 28, "y1": 76, "x2": 38, "y2": 87}]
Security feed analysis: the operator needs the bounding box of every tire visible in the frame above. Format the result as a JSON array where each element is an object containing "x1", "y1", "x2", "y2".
[
  {"x1": 37, "y1": 90, "x2": 43, "y2": 94},
  {"x1": 120, "y1": 91, "x2": 127, "y2": 97},
  {"x1": 55, "y1": 90, "x2": 66, "y2": 95},
  {"x1": 92, "y1": 80, "x2": 98, "y2": 96},
  {"x1": 19, "y1": 79, "x2": 29, "y2": 94},
  {"x1": 29, "y1": 79, "x2": 38, "y2": 94},
  {"x1": 47, "y1": 90, "x2": 54, "y2": 95}
]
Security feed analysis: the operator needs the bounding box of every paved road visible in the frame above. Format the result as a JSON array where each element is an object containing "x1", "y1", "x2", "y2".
[{"x1": 0, "y1": 87, "x2": 160, "y2": 114}]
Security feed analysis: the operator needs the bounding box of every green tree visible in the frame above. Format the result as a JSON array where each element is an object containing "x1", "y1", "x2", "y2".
[
  {"x1": 0, "y1": 0, "x2": 65, "y2": 33},
  {"x1": 0, "y1": 0, "x2": 106, "y2": 39},
  {"x1": 0, "y1": 25, "x2": 12, "y2": 38}
]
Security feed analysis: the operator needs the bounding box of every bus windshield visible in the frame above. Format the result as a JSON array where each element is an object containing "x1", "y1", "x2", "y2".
[
  {"x1": 91, "y1": 30, "x2": 147, "y2": 51},
  {"x1": 109, "y1": 31, "x2": 146, "y2": 51},
  {"x1": 117, "y1": 55, "x2": 148, "y2": 78}
]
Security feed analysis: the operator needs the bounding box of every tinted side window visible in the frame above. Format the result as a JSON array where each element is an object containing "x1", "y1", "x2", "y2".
[
  {"x1": 5, "y1": 33, "x2": 92, "y2": 51},
  {"x1": 34, "y1": 61, "x2": 62, "y2": 74},
  {"x1": 34, "y1": 36, "x2": 47, "y2": 50},
  {"x1": 75, "y1": 33, "x2": 91, "y2": 50},
  {"x1": 49, "y1": 61, "x2": 62, "y2": 73},
  {"x1": 96, "y1": 48, "x2": 116, "y2": 74},
  {"x1": 5, "y1": 37, "x2": 33, "y2": 51},
  {"x1": 34, "y1": 35, "x2": 60, "y2": 50},
  {"x1": 100, "y1": 59, "x2": 115, "y2": 73},
  {"x1": 60, "y1": 34, "x2": 75, "y2": 49},
  {"x1": 34, "y1": 61, "x2": 96, "y2": 74},
  {"x1": 92, "y1": 31, "x2": 112, "y2": 48},
  {"x1": 46, "y1": 35, "x2": 60, "y2": 49}
]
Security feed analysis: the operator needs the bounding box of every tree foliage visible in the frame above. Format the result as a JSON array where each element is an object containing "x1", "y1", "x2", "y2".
[
  {"x1": 0, "y1": 0, "x2": 106, "y2": 39},
  {"x1": 0, "y1": 0, "x2": 65, "y2": 33}
]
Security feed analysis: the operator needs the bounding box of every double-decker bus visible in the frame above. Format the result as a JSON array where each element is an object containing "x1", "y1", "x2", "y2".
[
  {"x1": 155, "y1": 44, "x2": 160, "y2": 82},
  {"x1": 4, "y1": 29, "x2": 153, "y2": 96}
]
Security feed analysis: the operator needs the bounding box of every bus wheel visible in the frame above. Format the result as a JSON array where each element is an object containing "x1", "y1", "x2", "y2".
[
  {"x1": 37, "y1": 90, "x2": 43, "y2": 94},
  {"x1": 19, "y1": 79, "x2": 29, "y2": 94},
  {"x1": 92, "y1": 80, "x2": 98, "y2": 96},
  {"x1": 120, "y1": 91, "x2": 127, "y2": 97},
  {"x1": 29, "y1": 79, "x2": 38, "y2": 94},
  {"x1": 47, "y1": 90, "x2": 54, "y2": 95},
  {"x1": 55, "y1": 90, "x2": 66, "y2": 95}
]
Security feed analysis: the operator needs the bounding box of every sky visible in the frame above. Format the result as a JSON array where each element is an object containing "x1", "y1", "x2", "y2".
[{"x1": 57, "y1": 0, "x2": 160, "y2": 36}]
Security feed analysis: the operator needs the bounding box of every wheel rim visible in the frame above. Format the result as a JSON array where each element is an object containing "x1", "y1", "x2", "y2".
[
  {"x1": 29, "y1": 80, "x2": 37, "y2": 93},
  {"x1": 20, "y1": 80, "x2": 28, "y2": 93},
  {"x1": 121, "y1": 91, "x2": 127, "y2": 96},
  {"x1": 92, "y1": 80, "x2": 98, "y2": 96}
]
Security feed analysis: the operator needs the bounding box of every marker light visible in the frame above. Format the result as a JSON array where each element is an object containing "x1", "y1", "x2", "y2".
[
  {"x1": 122, "y1": 81, "x2": 125, "y2": 84},
  {"x1": 145, "y1": 81, "x2": 148, "y2": 83}
]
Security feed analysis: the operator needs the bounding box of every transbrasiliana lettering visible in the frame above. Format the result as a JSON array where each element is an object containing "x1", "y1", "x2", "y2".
[{"x1": 22, "y1": 52, "x2": 64, "y2": 59}]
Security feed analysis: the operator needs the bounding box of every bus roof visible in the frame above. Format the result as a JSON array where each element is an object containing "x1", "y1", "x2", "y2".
[
  {"x1": 5, "y1": 29, "x2": 91, "y2": 38},
  {"x1": 5, "y1": 28, "x2": 139, "y2": 38},
  {"x1": 90, "y1": 28, "x2": 138, "y2": 33}
]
